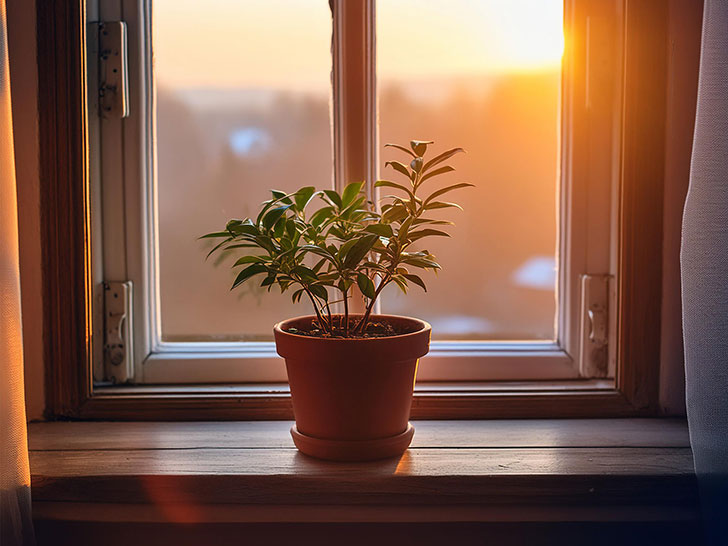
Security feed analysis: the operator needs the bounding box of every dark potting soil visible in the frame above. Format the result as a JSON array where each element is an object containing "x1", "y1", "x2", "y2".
[{"x1": 285, "y1": 320, "x2": 416, "y2": 339}]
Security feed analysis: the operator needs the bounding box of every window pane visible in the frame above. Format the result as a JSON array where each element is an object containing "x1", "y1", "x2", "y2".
[
  {"x1": 377, "y1": 0, "x2": 562, "y2": 340},
  {"x1": 153, "y1": 0, "x2": 332, "y2": 341}
]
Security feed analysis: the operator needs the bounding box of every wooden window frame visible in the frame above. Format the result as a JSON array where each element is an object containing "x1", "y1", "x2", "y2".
[{"x1": 39, "y1": 0, "x2": 667, "y2": 420}]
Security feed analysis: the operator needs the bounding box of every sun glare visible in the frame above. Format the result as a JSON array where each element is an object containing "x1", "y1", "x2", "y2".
[
  {"x1": 487, "y1": 0, "x2": 565, "y2": 72},
  {"x1": 377, "y1": 0, "x2": 564, "y2": 82}
]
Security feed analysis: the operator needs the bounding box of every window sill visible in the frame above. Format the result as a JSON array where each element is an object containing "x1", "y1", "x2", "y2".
[{"x1": 30, "y1": 418, "x2": 697, "y2": 525}]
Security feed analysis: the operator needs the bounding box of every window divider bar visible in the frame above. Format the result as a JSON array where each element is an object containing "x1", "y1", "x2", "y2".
[{"x1": 331, "y1": 0, "x2": 377, "y2": 315}]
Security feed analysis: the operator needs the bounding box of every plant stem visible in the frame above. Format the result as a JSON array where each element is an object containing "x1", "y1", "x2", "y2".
[
  {"x1": 324, "y1": 300, "x2": 333, "y2": 333},
  {"x1": 303, "y1": 287, "x2": 329, "y2": 333},
  {"x1": 343, "y1": 287, "x2": 349, "y2": 337},
  {"x1": 354, "y1": 273, "x2": 390, "y2": 335}
]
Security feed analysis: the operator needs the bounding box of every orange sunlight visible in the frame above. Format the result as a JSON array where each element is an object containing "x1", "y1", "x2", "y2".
[
  {"x1": 491, "y1": 1, "x2": 565, "y2": 72},
  {"x1": 153, "y1": 0, "x2": 564, "y2": 90},
  {"x1": 378, "y1": 0, "x2": 564, "y2": 81}
]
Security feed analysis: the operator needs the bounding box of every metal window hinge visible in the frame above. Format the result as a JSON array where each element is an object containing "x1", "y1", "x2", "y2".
[
  {"x1": 578, "y1": 274, "x2": 612, "y2": 378},
  {"x1": 94, "y1": 21, "x2": 130, "y2": 119},
  {"x1": 103, "y1": 281, "x2": 134, "y2": 383}
]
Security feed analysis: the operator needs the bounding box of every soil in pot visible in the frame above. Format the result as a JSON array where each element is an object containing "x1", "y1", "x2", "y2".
[{"x1": 285, "y1": 317, "x2": 420, "y2": 339}]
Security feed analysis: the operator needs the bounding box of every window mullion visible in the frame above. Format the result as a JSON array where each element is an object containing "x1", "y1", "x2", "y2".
[
  {"x1": 332, "y1": 0, "x2": 377, "y2": 314},
  {"x1": 332, "y1": 0, "x2": 376, "y2": 194}
]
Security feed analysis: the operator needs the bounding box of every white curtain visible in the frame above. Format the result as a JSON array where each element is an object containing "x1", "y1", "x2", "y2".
[
  {"x1": 681, "y1": 0, "x2": 728, "y2": 545},
  {"x1": 0, "y1": 0, "x2": 34, "y2": 543}
]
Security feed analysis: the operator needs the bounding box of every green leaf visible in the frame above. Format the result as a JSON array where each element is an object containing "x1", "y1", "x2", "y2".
[
  {"x1": 285, "y1": 218, "x2": 297, "y2": 239},
  {"x1": 318, "y1": 272, "x2": 339, "y2": 284},
  {"x1": 322, "y1": 189, "x2": 343, "y2": 209},
  {"x1": 339, "y1": 195, "x2": 367, "y2": 219},
  {"x1": 291, "y1": 288, "x2": 305, "y2": 304},
  {"x1": 407, "y1": 228, "x2": 451, "y2": 242},
  {"x1": 255, "y1": 192, "x2": 295, "y2": 226},
  {"x1": 311, "y1": 257, "x2": 327, "y2": 273},
  {"x1": 293, "y1": 265, "x2": 318, "y2": 281},
  {"x1": 385, "y1": 160, "x2": 411, "y2": 180},
  {"x1": 294, "y1": 187, "x2": 316, "y2": 211},
  {"x1": 328, "y1": 226, "x2": 346, "y2": 239},
  {"x1": 391, "y1": 275, "x2": 408, "y2": 294},
  {"x1": 423, "y1": 183, "x2": 474, "y2": 206},
  {"x1": 300, "y1": 244, "x2": 337, "y2": 264},
  {"x1": 423, "y1": 147, "x2": 465, "y2": 172},
  {"x1": 384, "y1": 143, "x2": 416, "y2": 158},
  {"x1": 310, "y1": 206, "x2": 334, "y2": 227},
  {"x1": 310, "y1": 284, "x2": 328, "y2": 301},
  {"x1": 363, "y1": 224, "x2": 394, "y2": 237},
  {"x1": 341, "y1": 181, "x2": 364, "y2": 208},
  {"x1": 375, "y1": 180, "x2": 415, "y2": 200},
  {"x1": 224, "y1": 243, "x2": 259, "y2": 250},
  {"x1": 279, "y1": 240, "x2": 295, "y2": 254},
  {"x1": 382, "y1": 204, "x2": 409, "y2": 223},
  {"x1": 423, "y1": 201, "x2": 463, "y2": 211},
  {"x1": 199, "y1": 231, "x2": 231, "y2": 239},
  {"x1": 233, "y1": 255, "x2": 267, "y2": 266},
  {"x1": 261, "y1": 274, "x2": 277, "y2": 287},
  {"x1": 270, "y1": 190, "x2": 293, "y2": 204},
  {"x1": 357, "y1": 272, "x2": 376, "y2": 299},
  {"x1": 362, "y1": 260, "x2": 389, "y2": 273},
  {"x1": 231, "y1": 264, "x2": 268, "y2": 289},
  {"x1": 262, "y1": 204, "x2": 293, "y2": 230},
  {"x1": 398, "y1": 215, "x2": 415, "y2": 241},
  {"x1": 343, "y1": 234, "x2": 378, "y2": 269},
  {"x1": 401, "y1": 256, "x2": 441, "y2": 270},
  {"x1": 413, "y1": 218, "x2": 454, "y2": 226},
  {"x1": 339, "y1": 238, "x2": 359, "y2": 258},
  {"x1": 272, "y1": 215, "x2": 287, "y2": 238},
  {"x1": 338, "y1": 278, "x2": 354, "y2": 292},
  {"x1": 253, "y1": 234, "x2": 276, "y2": 253},
  {"x1": 420, "y1": 165, "x2": 455, "y2": 183},
  {"x1": 403, "y1": 273, "x2": 427, "y2": 292},
  {"x1": 410, "y1": 140, "x2": 434, "y2": 156},
  {"x1": 228, "y1": 222, "x2": 259, "y2": 236}
]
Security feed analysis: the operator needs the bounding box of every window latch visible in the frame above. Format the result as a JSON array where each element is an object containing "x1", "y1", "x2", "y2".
[
  {"x1": 579, "y1": 274, "x2": 612, "y2": 378},
  {"x1": 103, "y1": 281, "x2": 134, "y2": 383},
  {"x1": 96, "y1": 21, "x2": 129, "y2": 119}
]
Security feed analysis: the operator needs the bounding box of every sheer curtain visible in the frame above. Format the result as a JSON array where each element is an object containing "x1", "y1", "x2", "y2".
[
  {"x1": 0, "y1": 0, "x2": 34, "y2": 543},
  {"x1": 681, "y1": 0, "x2": 728, "y2": 545}
]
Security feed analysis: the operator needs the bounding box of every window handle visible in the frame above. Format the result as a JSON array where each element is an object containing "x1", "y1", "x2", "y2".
[
  {"x1": 588, "y1": 306, "x2": 608, "y2": 347},
  {"x1": 579, "y1": 274, "x2": 611, "y2": 378}
]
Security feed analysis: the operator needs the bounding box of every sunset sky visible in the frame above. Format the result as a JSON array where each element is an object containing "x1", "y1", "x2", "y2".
[{"x1": 153, "y1": 0, "x2": 564, "y2": 91}]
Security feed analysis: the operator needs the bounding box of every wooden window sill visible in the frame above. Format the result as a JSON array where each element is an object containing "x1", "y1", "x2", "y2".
[{"x1": 30, "y1": 419, "x2": 697, "y2": 525}]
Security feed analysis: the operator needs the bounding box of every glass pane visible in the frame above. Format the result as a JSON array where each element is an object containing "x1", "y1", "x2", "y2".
[
  {"x1": 377, "y1": 0, "x2": 563, "y2": 341},
  {"x1": 153, "y1": 0, "x2": 333, "y2": 341}
]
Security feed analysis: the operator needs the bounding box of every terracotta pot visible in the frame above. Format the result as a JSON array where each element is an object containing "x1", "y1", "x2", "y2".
[{"x1": 274, "y1": 314, "x2": 431, "y2": 461}]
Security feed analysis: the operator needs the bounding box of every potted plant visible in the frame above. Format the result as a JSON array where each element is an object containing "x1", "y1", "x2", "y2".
[{"x1": 202, "y1": 140, "x2": 471, "y2": 461}]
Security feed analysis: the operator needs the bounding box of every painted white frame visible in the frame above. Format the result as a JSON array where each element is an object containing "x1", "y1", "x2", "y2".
[{"x1": 92, "y1": 0, "x2": 620, "y2": 384}]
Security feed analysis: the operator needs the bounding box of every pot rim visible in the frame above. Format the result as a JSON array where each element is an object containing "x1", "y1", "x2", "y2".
[{"x1": 274, "y1": 314, "x2": 431, "y2": 342}]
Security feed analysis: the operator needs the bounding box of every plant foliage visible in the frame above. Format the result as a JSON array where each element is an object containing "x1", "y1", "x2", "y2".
[{"x1": 202, "y1": 140, "x2": 471, "y2": 337}]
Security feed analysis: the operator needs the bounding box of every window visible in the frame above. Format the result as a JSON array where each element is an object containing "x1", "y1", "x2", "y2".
[
  {"x1": 89, "y1": 0, "x2": 624, "y2": 386},
  {"x1": 39, "y1": 0, "x2": 669, "y2": 419}
]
